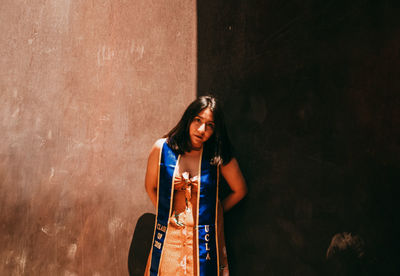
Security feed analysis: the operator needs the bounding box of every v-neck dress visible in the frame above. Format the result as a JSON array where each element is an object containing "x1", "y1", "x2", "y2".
[{"x1": 144, "y1": 167, "x2": 229, "y2": 276}]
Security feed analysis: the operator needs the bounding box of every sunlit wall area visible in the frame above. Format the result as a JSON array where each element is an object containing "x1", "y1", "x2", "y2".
[{"x1": 0, "y1": 0, "x2": 196, "y2": 274}]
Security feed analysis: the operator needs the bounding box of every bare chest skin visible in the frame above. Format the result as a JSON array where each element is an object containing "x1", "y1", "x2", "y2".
[
  {"x1": 172, "y1": 150, "x2": 202, "y2": 217},
  {"x1": 176, "y1": 150, "x2": 201, "y2": 177}
]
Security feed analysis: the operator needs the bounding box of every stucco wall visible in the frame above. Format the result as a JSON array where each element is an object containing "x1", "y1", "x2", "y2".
[
  {"x1": 0, "y1": 0, "x2": 196, "y2": 274},
  {"x1": 198, "y1": 1, "x2": 400, "y2": 275}
]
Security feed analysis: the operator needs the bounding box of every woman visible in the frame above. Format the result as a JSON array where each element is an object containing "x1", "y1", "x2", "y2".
[{"x1": 144, "y1": 96, "x2": 247, "y2": 276}]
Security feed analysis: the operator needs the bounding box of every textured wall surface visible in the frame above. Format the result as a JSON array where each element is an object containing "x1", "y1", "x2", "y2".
[
  {"x1": 0, "y1": 0, "x2": 196, "y2": 274},
  {"x1": 198, "y1": 0, "x2": 400, "y2": 275}
]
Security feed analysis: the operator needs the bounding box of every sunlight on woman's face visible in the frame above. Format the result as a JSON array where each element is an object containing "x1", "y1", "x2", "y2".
[{"x1": 189, "y1": 108, "x2": 215, "y2": 149}]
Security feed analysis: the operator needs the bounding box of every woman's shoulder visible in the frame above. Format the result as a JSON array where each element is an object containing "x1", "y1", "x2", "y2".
[
  {"x1": 151, "y1": 138, "x2": 166, "y2": 149},
  {"x1": 154, "y1": 138, "x2": 166, "y2": 148},
  {"x1": 149, "y1": 138, "x2": 166, "y2": 153},
  {"x1": 148, "y1": 138, "x2": 166, "y2": 161}
]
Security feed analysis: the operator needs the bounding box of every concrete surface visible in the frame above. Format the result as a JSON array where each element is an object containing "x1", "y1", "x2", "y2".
[
  {"x1": 198, "y1": 0, "x2": 400, "y2": 275},
  {"x1": 0, "y1": 0, "x2": 196, "y2": 274}
]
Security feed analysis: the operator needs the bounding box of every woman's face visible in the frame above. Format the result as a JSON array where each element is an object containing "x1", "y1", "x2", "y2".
[{"x1": 189, "y1": 107, "x2": 215, "y2": 149}]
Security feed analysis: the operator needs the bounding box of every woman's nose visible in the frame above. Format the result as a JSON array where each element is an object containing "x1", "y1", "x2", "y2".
[{"x1": 198, "y1": 123, "x2": 205, "y2": 133}]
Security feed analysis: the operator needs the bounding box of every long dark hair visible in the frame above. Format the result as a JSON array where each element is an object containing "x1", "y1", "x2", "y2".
[{"x1": 164, "y1": 96, "x2": 233, "y2": 166}]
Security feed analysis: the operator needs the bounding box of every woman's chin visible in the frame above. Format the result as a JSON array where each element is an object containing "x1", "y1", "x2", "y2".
[{"x1": 190, "y1": 141, "x2": 203, "y2": 150}]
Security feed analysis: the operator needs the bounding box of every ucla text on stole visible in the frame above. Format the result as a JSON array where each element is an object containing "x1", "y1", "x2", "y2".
[{"x1": 155, "y1": 223, "x2": 213, "y2": 260}]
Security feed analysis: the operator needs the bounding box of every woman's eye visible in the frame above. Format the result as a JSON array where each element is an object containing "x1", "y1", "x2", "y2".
[
  {"x1": 194, "y1": 118, "x2": 201, "y2": 123},
  {"x1": 207, "y1": 123, "x2": 215, "y2": 129}
]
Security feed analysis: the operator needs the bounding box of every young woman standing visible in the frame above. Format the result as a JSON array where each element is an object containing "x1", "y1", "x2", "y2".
[{"x1": 144, "y1": 96, "x2": 247, "y2": 276}]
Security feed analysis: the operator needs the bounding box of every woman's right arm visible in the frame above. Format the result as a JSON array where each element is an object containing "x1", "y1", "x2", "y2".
[{"x1": 144, "y1": 139, "x2": 164, "y2": 208}]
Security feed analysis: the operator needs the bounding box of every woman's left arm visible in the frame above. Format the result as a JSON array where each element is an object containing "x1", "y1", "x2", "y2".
[{"x1": 220, "y1": 158, "x2": 248, "y2": 212}]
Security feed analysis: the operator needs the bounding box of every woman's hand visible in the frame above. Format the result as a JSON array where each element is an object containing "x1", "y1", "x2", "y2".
[{"x1": 220, "y1": 158, "x2": 247, "y2": 212}]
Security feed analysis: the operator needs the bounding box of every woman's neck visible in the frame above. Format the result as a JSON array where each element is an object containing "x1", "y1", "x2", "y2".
[{"x1": 185, "y1": 147, "x2": 202, "y2": 156}]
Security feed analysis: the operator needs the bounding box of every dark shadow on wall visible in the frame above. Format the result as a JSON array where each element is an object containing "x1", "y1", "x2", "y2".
[
  {"x1": 198, "y1": 0, "x2": 400, "y2": 275},
  {"x1": 128, "y1": 213, "x2": 155, "y2": 276}
]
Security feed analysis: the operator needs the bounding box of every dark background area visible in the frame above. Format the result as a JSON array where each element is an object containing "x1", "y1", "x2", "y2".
[{"x1": 198, "y1": 0, "x2": 400, "y2": 275}]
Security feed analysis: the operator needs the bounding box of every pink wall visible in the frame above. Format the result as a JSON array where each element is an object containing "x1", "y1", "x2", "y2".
[{"x1": 0, "y1": 1, "x2": 196, "y2": 274}]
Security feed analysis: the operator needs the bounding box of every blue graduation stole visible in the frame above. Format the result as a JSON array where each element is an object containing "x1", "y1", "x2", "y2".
[{"x1": 148, "y1": 141, "x2": 220, "y2": 276}]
